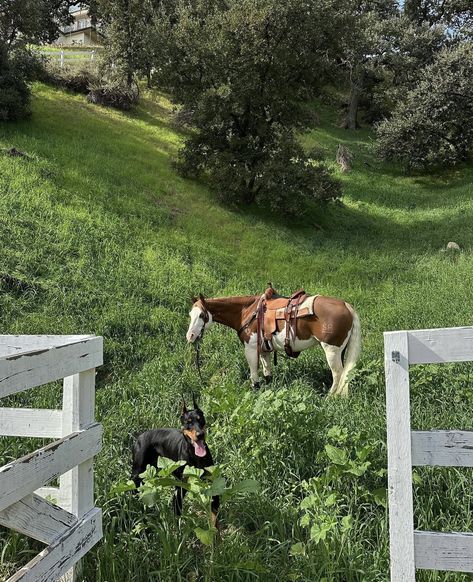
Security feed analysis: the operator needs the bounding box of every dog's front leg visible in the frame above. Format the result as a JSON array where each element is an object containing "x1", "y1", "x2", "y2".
[
  {"x1": 172, "y1": 485, "x2": 187, "y2": 516},
  {"x1": 211, "y1": 495, "x2": 220, "y2": 529}
]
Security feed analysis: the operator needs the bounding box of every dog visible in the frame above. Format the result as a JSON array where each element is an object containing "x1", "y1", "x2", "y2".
[{"x1": 131, "y1": 395, "x2": 219, "y2": 523}]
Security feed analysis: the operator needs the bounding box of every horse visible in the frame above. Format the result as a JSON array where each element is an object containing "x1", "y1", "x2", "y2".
[{"x1": 185, "y1": 285, "x2": 361, "y2": 396}]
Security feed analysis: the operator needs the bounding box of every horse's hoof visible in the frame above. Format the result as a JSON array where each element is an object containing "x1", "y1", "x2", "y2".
[
  {"x1": 264, "y1": 375, "x2": 272, "y2": 384},
  {"x1": 252, "y1": 382, "x2": 261, "y2": 391}
]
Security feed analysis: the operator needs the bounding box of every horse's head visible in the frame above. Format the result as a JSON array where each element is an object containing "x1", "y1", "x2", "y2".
[{"x1": 186, "y1": 293, "x2": 213, "y2": 343}]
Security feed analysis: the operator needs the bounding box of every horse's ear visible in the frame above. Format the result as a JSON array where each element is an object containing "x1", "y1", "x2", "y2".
[
  {"x1": 181, "y1": 398, "x2": 187, "y2": 415},
  {"x1": 191, "y1": 296, "x2": 198, "y2": 304},
  {"x1": 192, "y1": 391, "x2": 198, "y2": 410},
  {"x1": 199, "y1": 293, "x2": 207, "y2": 305}
]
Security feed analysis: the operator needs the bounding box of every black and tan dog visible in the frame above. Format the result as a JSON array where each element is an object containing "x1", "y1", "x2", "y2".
[{"x1": 131, "y1": 395, "x2": 219, "y2": 522}]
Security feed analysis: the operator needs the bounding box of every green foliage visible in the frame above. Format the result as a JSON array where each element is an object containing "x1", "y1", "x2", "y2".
[
  {"x1": 0, "y1": 45, "x2": 31, "y2": 121},
  {"x1": 87, "y1": 77, "x2": 139, "y2": 111},
  {"x1": 0, "y1": 0, "x2": 72, "y2": 48},
  {"x1": 377, "y1": 42, "x2": 473, "y2": 170},
  {"x1": 157, "y1": 0, "x2": 348, "y2": 211},
  {"x1": 41, "y1": 62, "x2": 99, "y2": 96},
  {"x1": 113, "y1": 458, "x2": 259, "y2": 553}
]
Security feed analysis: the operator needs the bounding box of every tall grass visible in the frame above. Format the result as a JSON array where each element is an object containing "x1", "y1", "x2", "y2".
[{"x1": 0, "y1": 84, "x2": 472, "y2": 580}]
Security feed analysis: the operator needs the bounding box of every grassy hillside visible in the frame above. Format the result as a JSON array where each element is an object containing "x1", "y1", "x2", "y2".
[{"x1": 1, "y1": 83, "x2": 473, "y2": 581}]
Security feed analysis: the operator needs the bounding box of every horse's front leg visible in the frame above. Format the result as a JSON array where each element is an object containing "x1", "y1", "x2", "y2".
[
  {"x1": 244, "y1": 338, "x2": 261, "y2": 390},
  {"x1": 260, "y1": 352, "x2": 272, "y2": 384}
]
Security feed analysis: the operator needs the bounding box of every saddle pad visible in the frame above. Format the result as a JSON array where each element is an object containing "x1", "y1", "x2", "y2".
[
  {"x1": 274, "y1": 295, "x2": 317, "y2": 320},
  {"x1": 263, "y1": 295, "x2": 318, "y2": 340}
]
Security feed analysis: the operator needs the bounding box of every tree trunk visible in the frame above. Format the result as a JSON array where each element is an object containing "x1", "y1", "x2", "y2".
[{"x1": 343, "y1": 71, "x2": 364, "y2": 130}]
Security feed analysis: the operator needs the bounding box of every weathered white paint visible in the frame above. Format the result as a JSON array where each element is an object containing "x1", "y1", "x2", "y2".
[
  {"x1": 0, "y1": 422, "x2": 102, "y2": 512},
  {"x1": 6, "y1": 507, "x2": 102, "y2": 582},
  {"x1": 0, "y1": 335, "x2": 103, "y2": 582},
  {"x1": 408, "y1": 326, "x2": 473, "y2": 364},
  {"x1": 0, "y1": 335, "x2": 103, "y2": 398},
  {"x1": 415, "y1": 531, "x2": 473, "y2": 572},
  {"x1": 386, "y1": 326, "x2": 473, "y2": 578},
  {"x1": 0, "y1": 407, "x2": 63, "y2": 438},
  {"x1": 60, "y1": 371, "x2": 96, "y2": 516},
  {"x1": 0, "y1": 493, "x2": 77, "y2": 544},
  {"x1": 384, "y1": 331, "x2": 416, "y2": 581},
  {"x1": 412, "y1": 430, "x2": 473, "y2": 467}
]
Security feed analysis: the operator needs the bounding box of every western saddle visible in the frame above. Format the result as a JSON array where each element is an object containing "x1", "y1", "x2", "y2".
[{"x1": 240, "y1": 283, "x2": 315, "y2": 358}]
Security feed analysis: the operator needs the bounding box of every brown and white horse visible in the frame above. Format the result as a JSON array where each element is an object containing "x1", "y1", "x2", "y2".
[{"x1": 186, "y1": 289, "x2": 361, "y2": 396}]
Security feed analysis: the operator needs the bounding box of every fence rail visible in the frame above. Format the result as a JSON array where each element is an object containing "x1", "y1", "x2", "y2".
[
  {"x1": 0, "y1": 335, "x2": 103, "y2": 581},
  {"x1": 385, "y1": 326, "x2": 473, "y2": 580},
  {"x1": 41, "y1": 50, "x2": 97, "y2": 67}
]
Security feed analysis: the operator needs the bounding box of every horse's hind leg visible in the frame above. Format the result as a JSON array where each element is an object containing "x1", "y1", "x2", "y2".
[{"x1": 320, "y1": 342, "x2": 344, "y2": 396}]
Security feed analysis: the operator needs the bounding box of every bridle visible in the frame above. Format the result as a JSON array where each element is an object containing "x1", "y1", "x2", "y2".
[{"x1": 193, "y1": 301, "x2": 210, "y2": 384}]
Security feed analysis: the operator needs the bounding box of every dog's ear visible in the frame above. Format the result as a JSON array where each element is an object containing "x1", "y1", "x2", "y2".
[
  {"x1": 192, "y1": 391, "x2": 198, "y2": 410},
  {"x1": 181, "y1": 398, "x2": 188, "y2": 415}
]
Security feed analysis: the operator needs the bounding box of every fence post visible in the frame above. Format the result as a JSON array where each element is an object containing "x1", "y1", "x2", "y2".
[
  {"x1": 385, "y1": 331, "x2": 416, "y2": 581},
  {"x1": 60, "y1": 368, "x2": 96, "y2": 582},
  {"x1": 60, "y1": 49, "x2": 65, "y2": 68},
  {"x1": 91, "y1": 50, "x2": 95, "y2": 61}
]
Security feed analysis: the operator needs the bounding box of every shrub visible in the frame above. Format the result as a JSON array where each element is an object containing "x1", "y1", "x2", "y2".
[
  {"x1": 376, "y1": 42, "x2": 473, "y2": 171},
  {"x1": 42, "y1": 63, "x2": 98, "y2": 95},
  {"x1": 0, "y1": 44, "x2": 31, "y2": 121},
  {"x1": 177, "y1": 129, "x2": 341, "y2": 214},
  {"x1": 87, "y1": 79, "x2": 139, "y2": 111}
]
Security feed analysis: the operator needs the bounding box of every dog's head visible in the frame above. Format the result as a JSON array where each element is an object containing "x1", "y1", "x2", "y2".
[{"x1": 180, "y1": 394, "x2": 207, "y2": 458}]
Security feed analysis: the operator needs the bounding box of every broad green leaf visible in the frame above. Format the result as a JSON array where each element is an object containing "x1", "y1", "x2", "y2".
[
  {"x1": 184, "y1": 465, "x2": 204, "y2": 478},
  {"x1": 324, "y1": 493, "x2": 338, "y2": 507},
  {"x1": 157, "y1": 457, "x2": 186, "y2": 477},
  {"x1": 300, "y1": 514, "x2": 311, "y2": 527},
  {"x1": 372, "y1": 488, "x2": 387, "y2": 508},
  {"x1": 195, "y1": 527, "x2": 217, "y2": 545},
  {"x1": 204, "y1": 476, "x2": 226, "y2": 497},
  {"x1": 289, "y1": 542, "x2": 306, "y2": 556},
  {"x1": 140, "y1": 489, "x2": 158, "y2": 506},
  {"x1": 110, "y1": 480, "x2": 136, "y2": 495},
  {"x1": 300, "y1": 494, "x2": 316, "y2": 510},
  {"x1": 341, "y1": 515, "x2": 353, "y2": 531},
  {"x1": 325, "y1": 444, "x2": 348, "y2": 465},
  {"x1": 228, "y1": 479, "x2": 260, "y2": 496}
]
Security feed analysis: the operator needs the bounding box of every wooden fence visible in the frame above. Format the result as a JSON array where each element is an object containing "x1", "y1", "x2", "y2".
[
  {"x1": 42, "y1": 51, "x2": 97, "y2": 68},
  {"x1": 385, "y1": 326, "x2": 473, "y2": 580},
  {"x1": 0, "y1": 335, "x2": 103, "y2": 581}
]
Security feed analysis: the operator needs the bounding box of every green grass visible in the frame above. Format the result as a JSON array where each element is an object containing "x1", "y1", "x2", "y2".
[{"x1": 0, "y1": 83, "x2": 473, "y2": 581}]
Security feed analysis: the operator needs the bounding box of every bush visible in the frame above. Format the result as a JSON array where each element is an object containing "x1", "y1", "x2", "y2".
[
  {"x1": 376, "y1": 42, "x2": 473, "y2": 171},
  {"x1": 0, "y1": 43, "x2": 32, "y2": 121},
  {"x1": 87, "y1": 79, "x2": 139, "y2": 111},
  {"x1": 42, "y1": 63, "x2": 98, "y2": 95},
  {"x1": 177, "y1": 129, "x2": 341, "y2": 214}
]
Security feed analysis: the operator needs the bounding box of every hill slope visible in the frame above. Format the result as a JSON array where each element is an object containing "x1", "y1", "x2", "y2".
[{"x1": 1, "y1": 84, "x2": 473, "y2": 581}]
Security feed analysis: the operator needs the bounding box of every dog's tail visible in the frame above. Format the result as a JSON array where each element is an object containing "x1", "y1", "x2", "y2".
[{"x1": 339, "y1": 304, "x2": 361, "y2": 396}]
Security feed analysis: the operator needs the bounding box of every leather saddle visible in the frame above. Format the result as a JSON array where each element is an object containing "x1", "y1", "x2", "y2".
[{"x1": 259, "y1": 284, "x2": 315, "y2": 358}]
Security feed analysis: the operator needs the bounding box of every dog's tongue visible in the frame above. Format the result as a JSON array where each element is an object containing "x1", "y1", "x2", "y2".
[{"x1": 193, "y1": 439, "x2": 207, "y2": 457}]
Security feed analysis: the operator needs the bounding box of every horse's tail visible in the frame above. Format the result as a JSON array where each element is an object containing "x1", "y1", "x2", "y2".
[{"x1": 339, "y1": 304, "x2": 361, "y2": 395}]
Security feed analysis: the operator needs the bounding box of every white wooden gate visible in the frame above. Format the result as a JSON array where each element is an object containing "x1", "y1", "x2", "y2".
[
  {"x1": 0, "y1": 335, "x2": 103, "y2": 581},
  {"x1": 385, "y1": 326, "x2": 473, "y2": 580}
]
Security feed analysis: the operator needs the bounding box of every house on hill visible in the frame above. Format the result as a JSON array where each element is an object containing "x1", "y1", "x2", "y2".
[{"x1": 55, "y1": 4, "x2": 101, "y2": 46}]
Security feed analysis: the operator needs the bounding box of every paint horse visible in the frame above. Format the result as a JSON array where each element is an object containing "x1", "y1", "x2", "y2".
[{"x1": 186, "y1": 285, "x2": 361, "y2": 396}]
